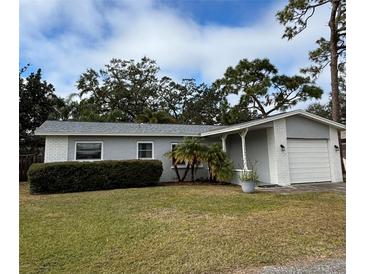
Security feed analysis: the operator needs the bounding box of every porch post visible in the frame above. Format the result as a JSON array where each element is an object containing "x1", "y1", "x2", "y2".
[
  {"x1": 239, "y1": 129, "x2": 248, "y2": 170},
  {"x1": 221, "y1": 134, "x2": 227, "y2": 152}
]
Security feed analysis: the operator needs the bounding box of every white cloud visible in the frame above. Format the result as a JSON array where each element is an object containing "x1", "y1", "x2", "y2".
[{"x1": 20, "y1": 0, "x2": 332, "y2": 109}]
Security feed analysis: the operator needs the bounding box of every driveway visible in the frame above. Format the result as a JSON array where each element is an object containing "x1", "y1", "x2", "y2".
[
  {"x1": 257, "y1": 182, "x2": 346, "y2": 194},
  {"x1": 259, "y1": 257, "x2": 345, "y2": 274}
]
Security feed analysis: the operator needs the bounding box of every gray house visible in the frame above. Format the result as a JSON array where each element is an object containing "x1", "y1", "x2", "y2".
[{"x1": 35, "y1": 110, "x2": 345, "y2": 186}]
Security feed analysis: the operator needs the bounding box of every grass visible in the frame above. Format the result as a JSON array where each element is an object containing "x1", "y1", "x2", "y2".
[{"x1": 20, "y1": 183, "x2": 345, "y2": 274}]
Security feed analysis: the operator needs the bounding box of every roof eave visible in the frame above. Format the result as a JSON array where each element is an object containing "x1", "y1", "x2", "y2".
[
  {"x1": 34, "y1": 132, "x2": 201, "y2": 137},
  {"x1": 201, "y1": 110, "x2": 345, "y2": 137}
]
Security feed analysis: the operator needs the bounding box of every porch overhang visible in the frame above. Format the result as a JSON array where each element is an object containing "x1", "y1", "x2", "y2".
[
  {"x1": 201, "y1": 122, "x2": 273, "y2": 137},
  {"x1": 200, "y1": 109, "x2": 345, "y2": 137}
]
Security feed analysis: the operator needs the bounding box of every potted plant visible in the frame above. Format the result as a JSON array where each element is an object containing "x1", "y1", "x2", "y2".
[{"x1": 239, "y1": 168, "x2": 259, "y2": 193}]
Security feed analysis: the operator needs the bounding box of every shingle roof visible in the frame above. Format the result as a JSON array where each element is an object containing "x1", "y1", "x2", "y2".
[
  {"x1": 35, "y1": 120, "x2": 227, "y2": 136},
  {"x1": 35, "y1": 110, "x2": 346, "y2": 137}
]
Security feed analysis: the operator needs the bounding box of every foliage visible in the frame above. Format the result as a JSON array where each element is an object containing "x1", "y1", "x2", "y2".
[
  {"x1": 201, "y1": 143, "x2": 234, "y2": 182},
  {"x1": 19, "y1": 66, "x2": 64, "y2": 154},
  {"x1": 276, "y1": 0, "x2": 346, "y2": 77},
  {"x1": 277, "y1": 0, "x2": 346, "y2": 122},
  {"x1": 239, "y1": 170, "x2": 259, "y2": 183},
  {"x1": 165, "y1": 141, "x2": 234, "y2": 183},
  {"x1": 218, "y1": 98, "x2": 258, "y2": 125},
  {"x1": 171, "y1": 137, "x2": 206, "y2": 182},
  {"x1": 176, "y1": 79, "x2": 225, "y2": 125},
  {"x1": 76, "y1": 57, "x2": 161, "y2": 122},
  {"x1": 214, "y1": 58, "x2": 323, "y2": 117},
  {"x1": 307, "y1": 90, "x2": 346, "y2": 124},
  {"x1": 239, "y1": 161, "x2": 259, "y2": 182},
  {"x1": 74, "y1": 59, "x2": 230, "y2": 125},
  {"x1": 41, "y1": 56, "x2": 311, "y2": 127},
  {"x1": 28, "y1": 160, "x2": 163, "y2": 194},
  {"x1": 135, "y1": 109, "x2": 177, "y2": 124}
]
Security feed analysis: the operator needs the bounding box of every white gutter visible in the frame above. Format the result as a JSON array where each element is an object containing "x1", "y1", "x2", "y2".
[
  {"x1": 201, "y1": 110, "x2": 345, "y2": 137},
  {"x1": 34, "y1": 132, "x2": 201, "y2": 137}
]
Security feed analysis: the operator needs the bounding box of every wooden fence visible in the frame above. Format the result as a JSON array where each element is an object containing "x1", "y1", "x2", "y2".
[{"x1": 19, "y1": 153, "x2": 44, "y2": 182}]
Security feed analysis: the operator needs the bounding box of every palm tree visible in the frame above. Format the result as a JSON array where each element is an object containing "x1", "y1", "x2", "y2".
[
  {"x1": 173, "y1": 137, "x2": 206, "y2": 183},
  {"x1": 165, "y1": 139, "x2": 234, "y2": 183},
  {"x1": 164, "y1": 149, "x2": 182, "y2": 182},
  {"x1": 202, "y1": 143, "x2": 234, "y2": 183}
]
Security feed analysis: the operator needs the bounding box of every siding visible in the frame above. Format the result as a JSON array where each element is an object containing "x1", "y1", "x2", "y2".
[
  {"x1": 226, "y1": 134, "x2": 243, "y2": 169},
  {"x1": 286, "y1": 115, "x2": 329, "y2": 139},
  {"x1": 226, "y1": 129, "x2": 270, "y2": 185},
  {"x1": 67, "y1": 136, "x2": 213, "y2": 182},
  {"x1": 246, "y1": 129, "x2": 270, "y2": 184},
  {"x1": 266, "y1": 119, "x2": 291, "y2": 186},
  {"x1": 328, "y1": 127, "x2": 343, "y2": 182},
  {"x1": 44, "y1": 136, "x2": 68, "y2": 162}
]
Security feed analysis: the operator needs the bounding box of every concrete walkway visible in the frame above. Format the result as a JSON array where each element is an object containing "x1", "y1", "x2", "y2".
[
  {"x1": 257, "y1": 182, "x2": 346, "y2": 194},
  {"x1": 259, "y1": 258, "x2": 345, "y2": 274}
]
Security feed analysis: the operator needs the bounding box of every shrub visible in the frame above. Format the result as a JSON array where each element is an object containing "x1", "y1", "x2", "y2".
[{"x1": 28, "y1": 160, "x2": 163, "y2": 194}]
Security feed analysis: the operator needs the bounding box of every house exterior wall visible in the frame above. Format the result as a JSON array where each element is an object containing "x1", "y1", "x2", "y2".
[
  {"x1": 282, "y1": 116, "x2": 343, "y2": 184},
  {"x1": 286, "y1": 115, "x2": 329, "y2": 139},
  {"x1": 266, "y1": 127, "x2": 277, "y2": 184},
  {"x1": 42, "y1": 115, "x2": 343, "y2": 185},
  {"x1": 226, "y1": 130, "x2": 270, "y2": 185},
  {"x1": 44, "y1": 136, "x2": 69, "y2": 162},
  {"x1": 267, "y1": 119, "x2": 291, "y2": 186},
  {"x1": 64, "y1": 136, "x2": 214, "y2": 182},
  {"x1": 245, "y1": 129, "x2": 270, "y2": 184},
  {"x1": 226, "y1": 134, "x2": 243, "y2": 169},
  {"x1": 328, "y1": 127, "x2": 343, "y2": 182}
]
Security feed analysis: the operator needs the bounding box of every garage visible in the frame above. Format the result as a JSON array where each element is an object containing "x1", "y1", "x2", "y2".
[{"x1": 287, "y1": 139, "x2": 331, "y2": 184}]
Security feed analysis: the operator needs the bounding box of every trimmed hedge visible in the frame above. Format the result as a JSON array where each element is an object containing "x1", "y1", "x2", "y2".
[{"x1": 28, "y1": 160, "x2": 163, "y2": 194}]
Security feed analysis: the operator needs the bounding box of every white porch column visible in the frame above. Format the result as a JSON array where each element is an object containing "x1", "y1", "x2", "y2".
[
  {"x1": 239, "y1": 129, "x2": 248, "y2": 170},
  {"x1": 221, "y1": 134, "x2": 227, "y2": 152}
]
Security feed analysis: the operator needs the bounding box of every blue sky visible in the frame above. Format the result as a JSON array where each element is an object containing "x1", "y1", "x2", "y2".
[
  {"x1": 157, "y1": 0, "x2": 280, "y2": 26},
  {"x1": 20, "y1": 0, "x2": 331, "y2": 107}
]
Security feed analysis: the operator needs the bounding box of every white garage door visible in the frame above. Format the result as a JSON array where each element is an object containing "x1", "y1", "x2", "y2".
[{"x1": 288, "y1": 139, "x2": 331, "y2": 183}]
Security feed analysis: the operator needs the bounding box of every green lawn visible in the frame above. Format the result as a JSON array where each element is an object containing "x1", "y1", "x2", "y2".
[{"x1": 20, "y1": 183, "x2": 345, "y2": 274}]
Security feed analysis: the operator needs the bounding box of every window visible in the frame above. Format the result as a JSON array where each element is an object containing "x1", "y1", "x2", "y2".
[
  {"x1": 137, "y1": 142, "x2": 154, "y2": 159},
  {"x1": 75, "y1": 142, "x2": 103, "y2": 160},
  {"x1": 171, "y1": 143, "x2": 186, "y2": 167}
]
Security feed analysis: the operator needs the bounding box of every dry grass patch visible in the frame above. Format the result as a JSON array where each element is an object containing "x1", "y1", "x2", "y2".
[{"x1": 20, "y1": 183, "x2": 345, "y2": 274}]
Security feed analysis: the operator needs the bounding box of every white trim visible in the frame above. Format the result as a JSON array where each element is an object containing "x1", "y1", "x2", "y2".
[
  {"x1": 74, "y1": 141, "x2": 103, "y2": 161},
  {"x1": 35, "y1": 132, "x2": 201, "y2": 137},
  {"x1": 136, "y1": 141, "x2": 154, "y2": 160},
  {"x1": 201, "y1": 110, "x2": 345, "y2": 137}
]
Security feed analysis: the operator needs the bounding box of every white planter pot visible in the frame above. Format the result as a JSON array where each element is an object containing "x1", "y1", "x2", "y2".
[{"x1": 241, "y1": 181, "x2": 256, "y2": 193}]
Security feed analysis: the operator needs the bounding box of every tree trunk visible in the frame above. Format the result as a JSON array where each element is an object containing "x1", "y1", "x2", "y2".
[
  {"x1": 191, "y1": 157, "x2": 196, "y2": 183},
  {"x1": 329, "y1": 0, "x2": 345, "y2": 176},
  {"x1": 173, "y1": 162, "x2": 181, "y2": 182},
  {"x1": 329, "y1": 0, "x2": 341, "y2": 122},
  {"x1": 181, "y1": 163, "x2": 190, "y2": 182}
]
